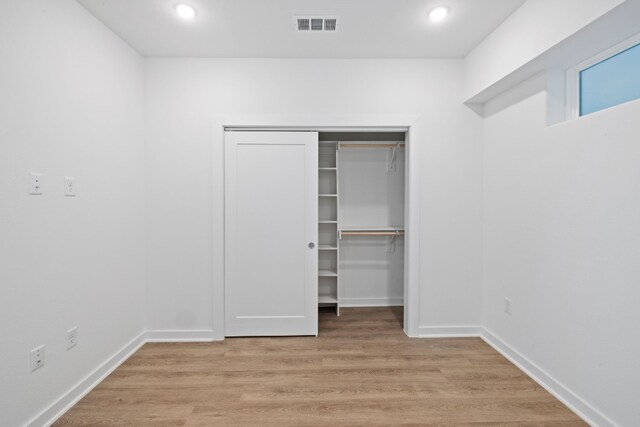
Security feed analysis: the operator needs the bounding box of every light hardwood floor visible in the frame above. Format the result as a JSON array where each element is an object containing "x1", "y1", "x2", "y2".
[{"x1": 55, "y1": 307, "x2": 586, "y2": 426}]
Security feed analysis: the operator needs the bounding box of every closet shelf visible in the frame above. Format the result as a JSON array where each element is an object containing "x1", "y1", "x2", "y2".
[
  {"x1": 319, "y1": 194, "x2": 338, "y2": 197},
  {"x1": 319, "y1": 167, "x2": 337, "y2": 171},
  {"x1": 319, "y1": 270, "x2": 338, "y2": 277},
  {"x1": 319, "y1": 245, "x2": 338, "y2": 251},
  {"x1": 318, "y1": 295, "x2": 338, "y2": 304},
  {"x1": 319, "y1": 220, "x2": 338, "y2": 224}
]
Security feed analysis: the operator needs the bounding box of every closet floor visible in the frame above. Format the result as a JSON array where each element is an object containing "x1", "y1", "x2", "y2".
[{"x1": 55, "y1": 307, "x2": 585, "y2": 426}]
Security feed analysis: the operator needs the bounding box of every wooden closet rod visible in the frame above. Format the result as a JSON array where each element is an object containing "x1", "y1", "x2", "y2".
[
  {"x1": 341, "y1": 231, "x2": 405, "y2": 236},
  {"x1": 338, "y1": 142, "x2": 405, "y2": 149}
]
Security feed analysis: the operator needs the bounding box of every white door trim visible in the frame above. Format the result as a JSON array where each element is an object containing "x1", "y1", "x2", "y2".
[{"x1": 212, "y1": 115, "x2": 422, "y2": 339}]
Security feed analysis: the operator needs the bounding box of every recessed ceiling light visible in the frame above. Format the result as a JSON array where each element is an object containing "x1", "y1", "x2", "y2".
[
  {"x1": 175, "y1": 4, "x2": 196, "y2": 20},
  {"x1": 429, "y1": 6, "x2": 449, "y2": 22}
]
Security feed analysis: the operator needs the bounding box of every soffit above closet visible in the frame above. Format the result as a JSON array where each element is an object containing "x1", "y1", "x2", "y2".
[{"x1": 77, "y1": 0, "x2": 525, "y2": 58}]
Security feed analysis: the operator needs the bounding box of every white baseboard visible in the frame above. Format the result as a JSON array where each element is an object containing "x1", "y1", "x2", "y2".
[
  {"x1": 340, "y1": 297, "x2": 404, "y2": 307},
  {"x1": 27, "y1": 332, "x2": 146, "y2": 427},
  {"x1": 416, "y1": 325, "x2": 482, "y2": 338},
  {"x1": 481, "y1": 328, "x2": 617, "y2": 427},
  {"x1": 145, "y1": 329, "x2": 219, "y2": 342}
]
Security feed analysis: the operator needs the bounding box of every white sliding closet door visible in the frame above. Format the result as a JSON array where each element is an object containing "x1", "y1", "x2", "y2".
[{"x1": 225, "y1": 131, "x2": 318, "y2": 336}]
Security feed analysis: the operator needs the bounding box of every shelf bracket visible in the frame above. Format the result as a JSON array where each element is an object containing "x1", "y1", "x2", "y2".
[
  {"x1": 387, "y1": 232, "x2": 398, "y2": 253},
  {"x1": 388, "y1": 143, "x2": 400, "y2": 172}
]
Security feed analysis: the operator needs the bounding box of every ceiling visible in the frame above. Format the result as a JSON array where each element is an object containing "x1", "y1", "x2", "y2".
[{"x1": 77, "y1": 0, "x2": 526, "y2": 58}]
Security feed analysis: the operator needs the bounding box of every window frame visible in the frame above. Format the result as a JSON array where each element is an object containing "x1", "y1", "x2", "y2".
[{"x1": 566, "y1": 32, "x2": 640, "y2": 119}]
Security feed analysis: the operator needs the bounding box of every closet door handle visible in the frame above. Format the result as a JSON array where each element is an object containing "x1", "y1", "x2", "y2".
[{"x1": 308, "y1": 242, "x2": 315, "y2": 249}]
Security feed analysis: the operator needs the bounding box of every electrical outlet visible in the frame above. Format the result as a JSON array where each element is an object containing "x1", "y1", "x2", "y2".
[
  {"x1": 64, "y1": 177, "x2": 77, "y2": 197},
  {"x1": 504, "y1": 297, "x2": 512, "y2": 315},
  {"x1": 67, "y1": 327, "x2": 78, "y2": 350},
  {"x1": 30, "y1": 345, "x2": 45, "y2": 372},
  {"x1": 29, "y1": 172, "x2": 43, "y2": 195}
]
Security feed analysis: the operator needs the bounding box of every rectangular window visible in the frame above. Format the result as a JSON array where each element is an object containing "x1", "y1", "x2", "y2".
[{"x1": 579, "y1": 42, "x2": 640, "y2": 116}]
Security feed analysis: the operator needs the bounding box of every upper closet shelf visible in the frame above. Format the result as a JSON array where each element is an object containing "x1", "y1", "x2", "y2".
[
  {"x1": 332, "y1": 141, "x2": 405, "y2": 171},
  {"x1": 340, "y1": 226, "x2": 404, "y2": 231}
]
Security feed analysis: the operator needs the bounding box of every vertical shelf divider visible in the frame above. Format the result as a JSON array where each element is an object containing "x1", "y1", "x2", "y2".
[
  {"x1": 318, "y1": 140, "x2": 339, "y2": 316},
  {"x1": 335, "y1": 141, "x2": 340, "y2": 316}
]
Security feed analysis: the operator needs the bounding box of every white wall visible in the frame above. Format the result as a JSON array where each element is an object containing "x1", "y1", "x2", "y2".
[
  {"x1": 144, "y1": 58, "x2": 483, "y2": 335},
  {"x1": 483, "y1": 75, "x2": 640, "y2": 427},
  {"x1": 338, "y1": 148, "x2": 405, "y2": 307},
  {"x1": 464, "y1": 0, "x2": 625, "y2": 100},
  {"x1": 467, "y1": 2, "x2": 640, "y2": 424},
  {"x1": 0, "y1": 1, "x2": 146, "y2": 426}
]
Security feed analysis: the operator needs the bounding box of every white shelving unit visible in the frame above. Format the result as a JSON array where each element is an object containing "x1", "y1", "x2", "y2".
[{"x1": 318, "y1": 141, "x2": 340, "y2": 315}]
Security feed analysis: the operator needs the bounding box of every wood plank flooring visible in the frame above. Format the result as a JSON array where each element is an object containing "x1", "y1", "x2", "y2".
[{"x1": 54, "y1": 307, "x2": 586, "y2": 426}]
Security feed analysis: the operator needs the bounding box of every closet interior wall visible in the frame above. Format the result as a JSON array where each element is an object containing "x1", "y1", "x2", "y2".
[{"x1": 318, "y1": 132, "x2": 406, "y2": 315}]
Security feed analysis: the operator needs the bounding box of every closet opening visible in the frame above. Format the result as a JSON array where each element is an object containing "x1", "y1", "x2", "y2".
[{"x1": 317, "y1": 131, "x2": 406, "y2": 331}]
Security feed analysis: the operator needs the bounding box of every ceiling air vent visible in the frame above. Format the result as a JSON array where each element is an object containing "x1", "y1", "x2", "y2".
[
  {"x1": 295, "y1": 16, "x2": 339, "y2": 32},
  {"x1": 324, "y1": 18, "x2": 337, "y2": 31},
  {"x1": 297, "y1": 18, "x2": 310, "y2": 31},
  {"x1": 310, "y1": 18, "x2": 324, "y2": 31}
]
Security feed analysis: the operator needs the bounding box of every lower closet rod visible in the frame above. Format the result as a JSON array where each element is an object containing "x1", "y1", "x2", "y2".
[
  {"x1": 341, "y1": 231, "x2": 404, "y2": 236},
  {"x1": 338, "y1": 143, "x2": 405, "y2": 149}
]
